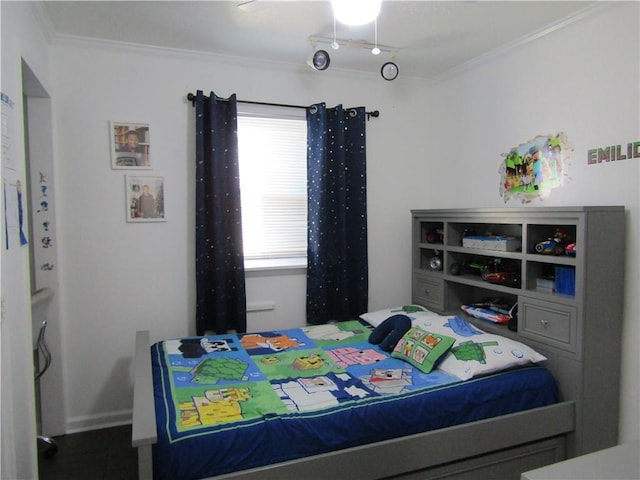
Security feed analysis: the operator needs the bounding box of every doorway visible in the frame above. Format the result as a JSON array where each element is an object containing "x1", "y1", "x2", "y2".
[{"x1": 22, "y1": 59, "x2": 65, "y2": 438}]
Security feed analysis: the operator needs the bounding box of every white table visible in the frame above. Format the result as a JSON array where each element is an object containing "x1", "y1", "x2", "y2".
[{"x1": 521, "y1": 440, "x2": 639, "y2": 480}]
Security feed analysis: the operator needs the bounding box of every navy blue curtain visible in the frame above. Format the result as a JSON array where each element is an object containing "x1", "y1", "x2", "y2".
[
  {"x1": 306, "y1": 103, "x2": 368, "y2": 325},
  {"x1": 194, "y1": 91, "x2": 246, "y2": 335}
]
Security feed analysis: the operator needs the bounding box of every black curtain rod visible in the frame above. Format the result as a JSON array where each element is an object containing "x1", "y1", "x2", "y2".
[{"x1": 186, "y1": 92, "x2": 380, "y2": 120}]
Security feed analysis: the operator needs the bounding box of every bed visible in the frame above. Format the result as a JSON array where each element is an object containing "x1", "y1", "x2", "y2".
[{"x1": 132, "y1": 307, "x2": 576, "y2": 480}]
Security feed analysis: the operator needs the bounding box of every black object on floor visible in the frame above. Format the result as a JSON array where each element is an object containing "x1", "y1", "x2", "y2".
[{"x1": 38, "y1": 424, "x2": 138, "y2": 480}]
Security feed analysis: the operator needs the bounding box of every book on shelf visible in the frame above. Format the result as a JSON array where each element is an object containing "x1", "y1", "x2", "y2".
[{"x1": 536, "y1": 277, "x2": 555, "y2": 292}]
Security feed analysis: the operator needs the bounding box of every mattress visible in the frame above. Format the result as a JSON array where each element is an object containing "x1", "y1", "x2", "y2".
[{"x1": 151, "y1": 320, "x2": 558, "y2": 480}]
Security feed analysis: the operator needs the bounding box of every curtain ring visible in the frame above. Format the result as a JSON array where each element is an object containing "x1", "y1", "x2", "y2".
[
  {"x1": 347, "y1": 109, "x2": 357, "y2": 118},
  {"x1": 309, "y1": 105, "x2": 318, "y2": 115}
]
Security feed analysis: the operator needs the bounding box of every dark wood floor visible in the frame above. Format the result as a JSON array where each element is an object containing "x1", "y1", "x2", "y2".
[{"x1": 38, "y1": 424, "x2": 138, "y2": 480}]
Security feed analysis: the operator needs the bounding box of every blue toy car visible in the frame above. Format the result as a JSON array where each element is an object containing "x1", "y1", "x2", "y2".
[{"x1": 534, "y1": 228, "x2": 569, "y2": 255}]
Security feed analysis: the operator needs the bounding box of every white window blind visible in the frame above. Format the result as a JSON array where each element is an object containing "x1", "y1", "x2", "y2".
[{"x1": 237, "y1": 106, "x2": 307, "y2": 261}]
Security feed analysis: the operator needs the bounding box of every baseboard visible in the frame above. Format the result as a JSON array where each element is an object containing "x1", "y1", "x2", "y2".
[{"x1": 66, "y1": 409, "x2": 132, "y2": 434}]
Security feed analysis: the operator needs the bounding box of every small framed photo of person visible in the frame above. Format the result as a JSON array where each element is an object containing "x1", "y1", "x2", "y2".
[
  {"x1": 125, "y1": 175, "x2": 165, "y2": 222},
  {"x1": 110, "y1": 121, "x2": 151, "y2": 169}
]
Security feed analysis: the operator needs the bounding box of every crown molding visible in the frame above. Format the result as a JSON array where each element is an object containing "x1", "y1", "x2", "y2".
[
  {"x1": 28, "y1": 1, "x2": 56, "y2": 44},
  {"x1": 425, "y1": 2, "x2": 610, "y2": 86}
]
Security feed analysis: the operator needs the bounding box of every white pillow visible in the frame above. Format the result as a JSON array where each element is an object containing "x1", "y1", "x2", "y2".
[
  {"x1": 412, "y1": 314, "x2": 546, "y2": 381},
  {"x1": 360, "y1": 305, "x2": 438, "y2": 327}
]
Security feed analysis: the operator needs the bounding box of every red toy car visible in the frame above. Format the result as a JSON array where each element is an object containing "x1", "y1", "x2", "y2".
[{"x1": 483, "y1": 270, "x2": 521, "y2": 288}]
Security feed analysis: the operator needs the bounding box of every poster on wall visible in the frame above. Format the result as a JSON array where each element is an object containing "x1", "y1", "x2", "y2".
[
  {"x1": 111, "y1": 121, "x2": 151, "y2": 169},
  {"x1": 499, "y1": 132, "x2": 574, "y2": 203},
  {"x1": 2, "y1": 92, "x2": 16, "y2": 170},
  {"x1": 3, "y1": 178, "x2": 29, "y2": 248},
  {"x1": 125, "y1": 175, "x2": 165, "y2": 222},
  {"x1": 2, "y1": 91, "x2": 28, "y2": 248}
]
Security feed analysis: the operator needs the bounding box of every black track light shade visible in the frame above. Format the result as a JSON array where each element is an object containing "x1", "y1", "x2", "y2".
[
  {"x1": 381, "y1": 61, "x2": 399, "y2": 81},
  {"x1": 311, "y1": 50, "x2": 331, "y2": 71}
]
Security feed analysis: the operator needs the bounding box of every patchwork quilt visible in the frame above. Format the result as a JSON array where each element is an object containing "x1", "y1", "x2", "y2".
[
  {"x1": 156, "y1": 320, "x2": 457, "y2": 433},
  {"x1": 151, "y1": 319, "x2": 558, "y2": 479}
]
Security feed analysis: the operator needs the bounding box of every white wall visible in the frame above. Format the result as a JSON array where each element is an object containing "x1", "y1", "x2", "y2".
[
  {"x1": 49, "y1": 40, "x2": 422, "y2": 431},
  {"x1": 413, "y1": 2, "x2": 639, "y2": 442}
]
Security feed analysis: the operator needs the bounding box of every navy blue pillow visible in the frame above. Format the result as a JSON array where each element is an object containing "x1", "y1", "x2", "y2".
[{"x1": 369, "y1": 314, "x2": 412, "y2": 352}]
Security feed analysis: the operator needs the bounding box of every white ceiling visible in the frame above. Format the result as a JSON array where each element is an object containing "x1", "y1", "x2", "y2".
[{"x1": 40, "y1": 0, "x2": 598, "y2": 81}]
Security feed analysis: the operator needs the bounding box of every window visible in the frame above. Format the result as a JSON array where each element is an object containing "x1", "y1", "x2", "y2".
[{"x1": 237, "y1": 104, "x2": 307, "y2": 267}]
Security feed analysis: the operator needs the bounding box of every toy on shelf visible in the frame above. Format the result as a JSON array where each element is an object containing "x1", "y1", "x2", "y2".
[
  {"x1": 460, "y1": 298, "x2": 517, "y2": 325},
  {"x1": 427, "y1": 250, "x2": 443, "y2": 271},
  {"x1": 450, "y1": 258, "x2": 521, "y2": 288},
  {"x1": 534, "y1": 228, "x2": 571, "y2": 255},
  {"x1": 425, "y1": 228, "x2": 444, "y2": 244}
]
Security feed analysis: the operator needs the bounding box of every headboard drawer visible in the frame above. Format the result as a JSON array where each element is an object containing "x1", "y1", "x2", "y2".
[
  {"x1": 412, "y1": 273, "x2": 444, "y2": 311},
  {"x1": 519, "y1": 297, "x2": 578, "y2": 355}
]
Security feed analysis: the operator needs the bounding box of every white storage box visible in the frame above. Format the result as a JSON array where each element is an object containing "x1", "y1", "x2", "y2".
[{"x1": 462, "y1": 235, "x2": 522, "y2": 252}]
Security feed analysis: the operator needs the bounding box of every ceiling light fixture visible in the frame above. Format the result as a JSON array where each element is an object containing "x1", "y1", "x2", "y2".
[
  {"x1": 331, "y1": 0, "x2": 382, "y2": 26},
  {"x1": 308, "y1": 36, "x2": 399, "y2": 80},
  {"x1": 308, "y1": 1, "x2": 397, "y2": 80}
]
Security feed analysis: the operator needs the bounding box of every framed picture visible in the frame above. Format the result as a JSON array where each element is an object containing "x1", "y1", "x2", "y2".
[
  {"x1": 110, "y1": 121, "x2": 151, "y2": 169},
  {"x1": 125, "y1": 175, "x2": 165, "y2": 222}
]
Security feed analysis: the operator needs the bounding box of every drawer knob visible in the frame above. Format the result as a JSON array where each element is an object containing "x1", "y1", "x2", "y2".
[
  {"x1": 424, "y1": 289, "x2": 430, "y2": 296},
  {"x1": 540, "y1": 319, "x2": 549, "y2": 329}
]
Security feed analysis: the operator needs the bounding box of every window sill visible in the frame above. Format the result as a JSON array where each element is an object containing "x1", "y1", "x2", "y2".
[{"x1": 245, "y1": 257, "x2": 307, "y2": 274}]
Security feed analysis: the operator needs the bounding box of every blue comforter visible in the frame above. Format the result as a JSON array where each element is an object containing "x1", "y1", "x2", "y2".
[{"x1": 151, "y1": 320, "x2": 557, "y2": 479}]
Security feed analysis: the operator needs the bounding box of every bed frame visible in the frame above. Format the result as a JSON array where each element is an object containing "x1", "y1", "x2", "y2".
[
  {"x1": 133, "y1": 207, "x2": 624, "y2": 478},
  {"x1": 132, "y1": 330, "x2": 575, "y2": 480}
]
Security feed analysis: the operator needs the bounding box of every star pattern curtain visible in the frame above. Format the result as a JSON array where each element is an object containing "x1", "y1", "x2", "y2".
[
  {"x1": 306, "y1": 103, "x2": 368, "y2": 325},
  {"x1": 194, "y1": 90, "x2": 246, "y2": 335}
]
